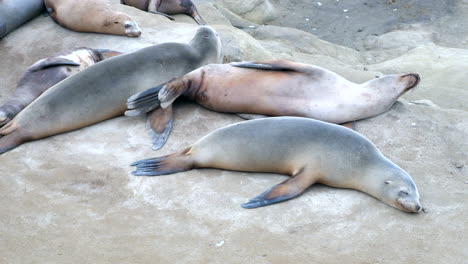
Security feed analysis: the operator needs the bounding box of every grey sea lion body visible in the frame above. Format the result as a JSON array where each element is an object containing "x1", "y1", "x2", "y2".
[
  {"x1": 0, "y1": 0, "x2": 44, "y2": 39},
  {"x1": 0, "y1": 26, "x2": 221, "y2": 154},
  {"x1": 131, "y1": 117, "x2": 423, "y2": 213},
  {"x1": 0, "y1": 48, "x2": 122, "y2": 127}
]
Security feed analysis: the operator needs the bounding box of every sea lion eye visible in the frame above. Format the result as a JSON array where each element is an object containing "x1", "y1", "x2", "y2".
[
  {"x1": 114, "y1": 21, "x2": 119, "y2": 24},
  {"x1": 375, "y1": 75, "x2": 380, "y2": 78},
  {"x1": 399, "y1": 190, "x2": 409, "y2": 196},
  {"x1": 124, "y1": 24, "x2": 131, "y2": 28}
]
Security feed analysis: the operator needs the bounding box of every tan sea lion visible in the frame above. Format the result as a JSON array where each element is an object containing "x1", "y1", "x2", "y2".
[
  {"x1": 0, "y1": 48, "x2": 122, "y2": 127},
  {"x1": 131, "y1": 117, "x2": 423, "y2": 213},
  {"x1": 0, "y1": 26, "x2": 222, "y2": 154},
  {"x1": 121, "y1": 0, "x2": 206, "y2": 25},
  {"x1": 126, "y1": 60, "x2": 420, "y2": 149},
  {"x1": 44, "y1": 0, "x2": 141, "y2": 37}
]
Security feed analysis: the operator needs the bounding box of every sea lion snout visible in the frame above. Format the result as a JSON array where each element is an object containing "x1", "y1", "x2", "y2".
[
  {"x1": 124, "y1": 21, "x2": 141, "y2": 37},
  {"x1": 401, "y1": 73, "x2": 420, "y2": 91},
  {"x1": 396, "y1": 196, "x2": 422, "y2": 213}
]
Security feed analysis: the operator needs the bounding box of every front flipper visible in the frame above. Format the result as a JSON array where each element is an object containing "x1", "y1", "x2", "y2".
[
  {"x1": 241, "y1": 169, "x2": 316, "y2": 209},
  {"x1": 27, "y1": 57, "x2": 80, "y2": 72},
  {"x1": 148, "y1": 11, "x2": 176, "y2": 20},
  {"x1": 230, "y1": 60, "x2": 308, "y2": 73},
  {"x1": 236, "y1": 113, "x2": 268, "y2": 120},
  {"x1": 146, "y1": 105, "x2": 173, "y2": 150}
]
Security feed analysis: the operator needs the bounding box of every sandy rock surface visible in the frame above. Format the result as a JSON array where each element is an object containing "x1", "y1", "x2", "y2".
[{"x1": 0, "y1": 0, "x2": 466, "y2": 263}]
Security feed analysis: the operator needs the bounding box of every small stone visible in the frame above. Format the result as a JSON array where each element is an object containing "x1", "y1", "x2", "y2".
[
  {"x1": 317, "y1": 2, "x2": 322, "y2": 6},
  {"x1": 215, "y1": 240, "x2": 225, "y2": 247},
  {"x1": 393, "y1": 8, "x2": 398, "y2": 11},
  {"x1": 343, "y1": 9, "x2": 348, "y2": 12},
  {"x1": 411, "y1": 123, "x2": 416, "y2": 126},
  {"x1": 305, "y1": 18, "x2": 310, "y2": 21}
]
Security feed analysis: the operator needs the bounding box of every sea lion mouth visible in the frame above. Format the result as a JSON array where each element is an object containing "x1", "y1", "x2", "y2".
[
  {"x1": 402, "y1": 73, "x2": 420, "y2": 91},
  {"x1": 397, "y1": 199, "x2": 422, "y2": 213}
]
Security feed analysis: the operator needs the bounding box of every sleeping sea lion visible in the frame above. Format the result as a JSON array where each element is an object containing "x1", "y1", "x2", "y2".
[
  {"x1": 130, "y1": 117, "x2": 423, "y2": 213},
  {"x1": 44, "y1": 0, "x2": 141, "y2": 37},
  {"x1": 126, "y1": 60, "x2": 420, "y2": 149},
  {"x1": 0, "y1": 26, "x2": 222, "y2": 155},
  {"x1": 0, "y1": 48, "x2": 122, "y2": 127}
]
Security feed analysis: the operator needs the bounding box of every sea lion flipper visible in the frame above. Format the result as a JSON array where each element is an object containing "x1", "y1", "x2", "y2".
[
  {"x1": 146, "y1": 105, "x2": 174, "y2": 150},
  {"x1": 241, "y1": 171, "x2": 314, "y2": 209},
  {"x1": 28, "y1": 58, "x2": 80, "y2": 72},
  {"x1": 340, "y1": 121, "x2": 356, "y2": 130},
  {"x1": 230, "y1": 60, "x2": 303, "y2": 72},
  {"x1": 131, "y1": 147, "x2": 193, "y2": 176},
  {"x1": 125, "y1": 83, "x2": 166, "y2": 116},
  {"x1": 148, "y1": 11, "x2": 176, "y2": 20},
  {"x1": 0, "y1": 123, "x2": 24, "y2": 155},
  {"x1": 236, "y1": 114, "x2": 268, "y2": 120}
]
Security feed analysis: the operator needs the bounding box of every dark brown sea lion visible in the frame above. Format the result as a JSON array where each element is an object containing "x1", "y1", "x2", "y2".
[
  {"x1": 121, "y1": 0, "x2": 206, "y2": 25},
  {"x1": 0, "y1": 48, "x2": 122, "y2": 127}
]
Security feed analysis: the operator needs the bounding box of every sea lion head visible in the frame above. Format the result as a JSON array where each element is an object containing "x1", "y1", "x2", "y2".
[
  {"x1": 381, "y1": 169, "x2": 422, "y2": 213},
  {"x1": 190, "y1": 26, "x2": 223, "y2": 63},
  {"x1": 104, "y1": 13, "x2": 141, "y2": 37},
  {"x1": 361, "y1": 73, "x2": 420, "y2": 113}
]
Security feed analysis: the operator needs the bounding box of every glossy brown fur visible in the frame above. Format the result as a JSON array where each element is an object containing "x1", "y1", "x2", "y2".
[{"x1": 121, "y1": 0, "x2": 206, "y2": 24}]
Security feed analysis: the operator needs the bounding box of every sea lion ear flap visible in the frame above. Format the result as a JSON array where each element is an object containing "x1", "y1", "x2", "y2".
[{"x1": 146, "y1": 105, "x2": 174, "y2": 150}]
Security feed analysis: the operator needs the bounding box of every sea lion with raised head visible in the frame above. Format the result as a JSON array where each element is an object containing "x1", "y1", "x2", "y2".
[
  {"x1": 126, "y1": 60, "x2": 420, "y2": 149},
  {"x1": 0, "y1": 0, "x2": 44, "y2": 39},
  {"x1": 121, "y1": 0, "x2": 206, "y2": 25},
  {"x1": 0, "y1": 26, "x2": 222, "y2": 154},
  {"x1": 131, "y1": 117, "x2": 423, "y2": 213},
  {"x1": 0, "y1": 48, "x2": 122, "y2": 127},
  {"x1": 44, "y1": 0, "x2": 141, "y2": 37}
]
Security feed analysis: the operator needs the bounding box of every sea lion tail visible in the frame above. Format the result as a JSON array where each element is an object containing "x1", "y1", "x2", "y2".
[
  {"x1": 130, "y1": 147, "x2": 193, "y2": 176},
  {"x1": 125, "y1": 83, "x2": 166, "y2": 116}
]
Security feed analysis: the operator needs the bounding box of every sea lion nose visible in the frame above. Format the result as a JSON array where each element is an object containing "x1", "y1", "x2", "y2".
[
  {"x1": 415, "y1": 204, "x2": 421, "y2": 212},
  {"x1": 402, "y1": 73, "x2": 420, "y2": 90}
]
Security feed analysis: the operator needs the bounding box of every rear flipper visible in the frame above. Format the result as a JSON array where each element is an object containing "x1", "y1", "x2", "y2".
[
  {"x1": 241, "y1": 169, "x2": 316, "y2": 209},
  {"x1": 189, "y1": 6, "x2": 207, "y2": 25},
  {"x1": 125, "y1": 83, "x2": 166, "y2": 116},
  {"x1": 146, "y1": 105, "x2": 174, "y2": 150},
  {"x1": 131, "y1": 147, "x2": 193, "y2": 176},
  {"x1": 0, "y1": 122, "x2": 25, "y2": 154}
]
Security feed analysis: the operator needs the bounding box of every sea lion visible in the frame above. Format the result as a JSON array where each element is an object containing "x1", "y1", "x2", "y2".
[
  {"x1": 44, "y1": 0, "x2": 141, "y2": 37},
  {"x1": 0, "y1": 48, "x2": 122, "y2": 127},
  {"x1": 121, "y1": 0, "x2": 206, "y2": 25},
  {"x1": 126, "y1": 60, "x2": 420, "y2": 149},
  {"x1": 0, "y1": 26, "x2": 222, "y2": 154},
  {"x1": 0, "y1": 0, "x2": 44, "y2": 39},
  {"x1": 131, "y1": 117, "x2": 423, "y2": 213}
]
